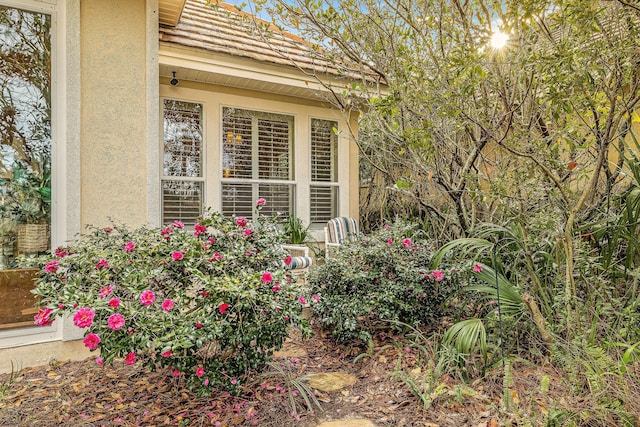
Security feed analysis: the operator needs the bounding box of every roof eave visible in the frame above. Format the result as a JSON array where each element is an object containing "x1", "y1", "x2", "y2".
[
  {"x1": 159, "y1": 43, "x2": 370, "y2": 101},
  {"x1": 159, "y1": 0, "x2": 187, "y2": 27}
]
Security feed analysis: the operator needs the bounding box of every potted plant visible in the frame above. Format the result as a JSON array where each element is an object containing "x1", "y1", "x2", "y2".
[
  {"x1": 1, "y1": 160, "x2": 51, "y2": 254},
  {"x1": 283, "y1": 215, "x2": 310, "y2": 245}
]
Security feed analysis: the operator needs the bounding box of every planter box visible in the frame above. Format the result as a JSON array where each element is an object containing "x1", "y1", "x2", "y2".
[{"x1": 0, "y1": 268, "x2": 40, "y2": 329}]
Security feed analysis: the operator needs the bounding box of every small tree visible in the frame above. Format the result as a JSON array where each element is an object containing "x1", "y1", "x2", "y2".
[{"x1": 251, "y1": 0, "x2": 640, "y2": 338}]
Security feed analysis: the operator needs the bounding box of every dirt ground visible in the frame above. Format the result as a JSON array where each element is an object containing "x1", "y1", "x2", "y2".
[{"x1": 0, "y1": 320, "x2": 631, "y2": 427}]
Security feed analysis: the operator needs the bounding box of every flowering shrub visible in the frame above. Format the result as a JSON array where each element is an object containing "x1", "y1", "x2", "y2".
[
  {"x1": 33, "y1": 204, "x2": 310, "y2": 392},
  {"x1": 308, "y1": 220, "x2": 461, "y2": 343}
]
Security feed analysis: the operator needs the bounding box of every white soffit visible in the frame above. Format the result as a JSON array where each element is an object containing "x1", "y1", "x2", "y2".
[{"x1": 159, "y1": 45, "x2": 351, "y2": 101}]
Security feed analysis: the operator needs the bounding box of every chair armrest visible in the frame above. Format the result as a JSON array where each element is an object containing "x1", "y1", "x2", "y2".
[{"x1": 281, "y1": 244, "x2": 309, "y2": 257}]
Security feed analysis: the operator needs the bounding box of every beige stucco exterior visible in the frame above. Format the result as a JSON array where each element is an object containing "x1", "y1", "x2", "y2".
[{"x1": 80, "y1": 0, "x2": 150, "y2": 228}]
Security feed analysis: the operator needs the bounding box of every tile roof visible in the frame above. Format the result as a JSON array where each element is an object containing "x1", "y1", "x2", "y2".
[{"x1": 158, "y1": 0, "x2": 346, "y2": 77}]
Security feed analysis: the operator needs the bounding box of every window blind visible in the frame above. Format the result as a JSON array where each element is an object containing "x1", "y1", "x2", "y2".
[
  {"x1": 162, "y1": 100, "x2": 204, "y2": 226},
  {"x1": 221, "y1": 108, "x2": 294, "y2": 218},
  {"x1": 310, "y1": 119, "x2": 338, "y2": 223}
]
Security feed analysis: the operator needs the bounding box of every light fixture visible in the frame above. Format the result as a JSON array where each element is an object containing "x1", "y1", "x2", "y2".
[{"x1": 170, "y1": 71, "x2": 179, "y2": 86}]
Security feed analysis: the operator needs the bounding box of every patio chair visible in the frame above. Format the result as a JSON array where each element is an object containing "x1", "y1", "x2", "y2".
[
  {"x1": 324, "y1": 217, "x2": 359, "y2": 258},
  {"x1": 281, "y1": 244, "x2": 313, "y2": 284}
]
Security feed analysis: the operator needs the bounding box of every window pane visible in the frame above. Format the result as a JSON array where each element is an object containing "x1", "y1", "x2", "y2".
[
  {"x1": 163, "y1": 100, "x2": 203, "y2": 177},
  {"x1": 222, "y1": 183, "x2": 253, "y2": 217},
  {"x1": 162, "y1": 180, "x2": 203, "y2": 227},
  {"x1": 259, "y1": 183, "x2": 293, "y2": 216},
  {"x1": 310, "y1": 186, "x2": 337, "y2": 223},
  {"x1": 0, "y1": 5, "x2": 51, "y2": 329},
  {"x1": 311, "y1": 119, "x2": 337, "y2": 182},
  {"x1": 258, "y1": 118, "x2": 290, "y2": 180},
  {"x1": 311, "y1": 119, "x2": 338, "y2": 224},
  {"x1": 222, "y1": 114, "x2": 252, "y2": 179},
  {"x1": 222, "y1": 182, "x2": 294, "y2": 218}
]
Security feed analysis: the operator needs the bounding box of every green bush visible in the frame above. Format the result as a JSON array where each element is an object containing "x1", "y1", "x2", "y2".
[
  {"x1": 308, "y1": 220, "x2": 461, "y2": 343},
  {"x1": 33, "y1": 204, "x2": 310, "y2": 393}
]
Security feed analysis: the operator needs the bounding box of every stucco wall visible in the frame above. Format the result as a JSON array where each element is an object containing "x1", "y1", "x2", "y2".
[{"x1": 80, "y1": 0, "x2": 148, "y2": 228}]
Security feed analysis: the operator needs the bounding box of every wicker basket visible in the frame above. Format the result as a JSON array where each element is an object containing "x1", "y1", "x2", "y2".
[{"x1": 17, "y1": 224, "x2": 49, "y2": 253}]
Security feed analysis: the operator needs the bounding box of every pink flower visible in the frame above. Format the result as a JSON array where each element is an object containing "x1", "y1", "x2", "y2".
[
  {"x1": 108, "y1": 298, "x2": 121, "y2": 309},
  {"x1": 431, "y1": 270, "x2": 445, "y2": 282},
  {"x1": 172, "y1": 369, "x2": 181, "y2": 377},
  {"x1": 194, "y1": 322, "x2": 203, "y2": 329},
  {"x1": 107, "y1": 313, "x2": 125, "y2": 330},
  {"x1": 45, "y1": 260, "x2": 59, "y2": 273},
  {"x1": 204, "y1": 379, "x2": 209, "y2": 386},
  {"x1": 55, "y1": 246, "x2": 69, "y2": 258},
  {"x1": 83, "y1": 333, "x2": 101, "y2": 350},
  {"x1": 298, "y1": 296, "x2": 307, "y2": 305},
  {"x1": 256, "y1": 198, "x2": 266, "y2": 206},
  {"x1": 402, "y1": 238, "x2": 412, "y2": 248},
  {"x1": 161, "y1": 227, "x2": 172, "y2": 236},
  {"x1": 272, "y1": 284, "x2": 281, "y2": 292},
  {"x1": 200, "y1": 289, "x2": 210, "y2": 298},
  {"x1": 231, "y1": 379, "x2": 237, "y2": 385},
  {"x1": 161, "y1": 349, "x2": 173, "y2": 358},
  {"x1": 125, "y1": 352, "x2": 136, "y2": 366},
  {"x1": 387, "y1": 238, "x2": 393, "y2": 245},
  {"x1": 194, "y1": 223, "x2": 207, "y2": 236},
  {"x1": 383, "y1": 224, "x2": 390, "y2": 229},
  {"x1": 284, "y1": 255, "x2": 292, "y2": 266},
  {"x1": 99, "y1": 286, "x2": 114, "y2": 299},
  {"x1": 473, "y1": 264, "x2": 483, "y2": 273},
  {"x1": 219, "y1": 303, "x2": 229, "y2": 315},
  {"x1": 196, "y1": 367, "x2": 205, "y2": 378},
  {"x1": 172, "y1": 251, "x2": 184, "y2": 261},
  {"x1": 73, "y1": 308, "x2": 95, "y2": 328},
  {"x1": 161, "y1": 299, "x2": 175, "y2": 312},
  {"x1": 139, "y1": 290, "x2": 155, "y2": 306},
  {"x1": 210, "y1": 252, "x2": 224, "y2": 262},
  {"x1": 311, "y1": 294, "x2": 321, "y2": 303},
  {"x1": 235, "y1": 216, "x2": 247, "y2": 228},
  {"x1": 96, "y1": 357, "x2": 104, "y2": 367},
  {"x1": 243, "y1": 229, "x2": 253, "y2": 237},
  {"x1": 261, "y1": 272, "x2": 273, "y2": 284},
  {"x1": 124, "y1": 241, "x2": 136, "y2": 253},
  {"x1": 34, "y1": 308, "x2": 54, "y2": 326},
  {"x1": 96, "y1": 259, "x2": 109, "y2": 270},
  {"x1": 172, "y1": 220, "x2": 184, "y2": 229}
]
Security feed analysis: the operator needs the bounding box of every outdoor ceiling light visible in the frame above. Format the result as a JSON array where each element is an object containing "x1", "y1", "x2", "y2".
[{"x1": 170, "y1": 71, "x2": 179, "y2": 86}]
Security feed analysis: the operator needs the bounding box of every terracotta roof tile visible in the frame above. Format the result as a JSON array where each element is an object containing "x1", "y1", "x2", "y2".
[{"x1": 159, "y1": 0, "x2": 345, "y2": 76}]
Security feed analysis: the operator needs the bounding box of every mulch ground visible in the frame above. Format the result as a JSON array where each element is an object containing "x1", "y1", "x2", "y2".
[{"x1": 0, "y1": 320, "x2": 582, "y2": 427}]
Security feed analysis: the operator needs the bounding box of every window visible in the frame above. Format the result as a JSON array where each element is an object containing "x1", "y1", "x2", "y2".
[
  {"x1": 221, "y1": 107, "x2": 294, "y2": 218},
  {"x1": 162, "y1": 99, "x2": 204, "y2": 227},
  {"x1": 310, "y1": 118, "x2": 338, "y2": 224},
  {"x1": 0, "y1": 4, "x2": 51, "y2": 329}
]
